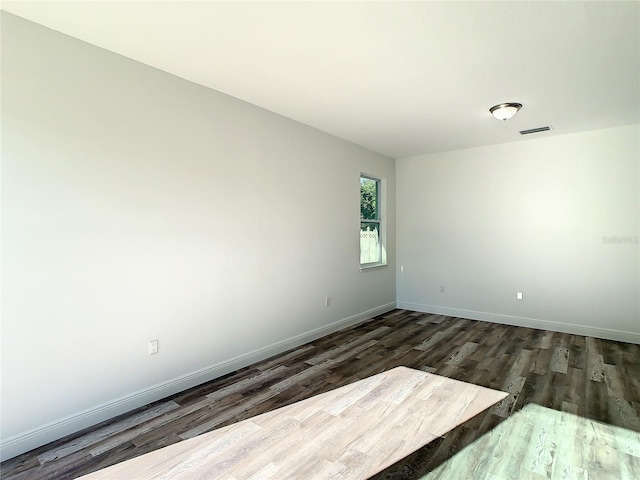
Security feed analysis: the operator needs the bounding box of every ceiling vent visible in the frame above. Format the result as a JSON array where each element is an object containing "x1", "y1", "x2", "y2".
[{"x1": 520, "y1": 126, "x2": 552, "y2": 135}]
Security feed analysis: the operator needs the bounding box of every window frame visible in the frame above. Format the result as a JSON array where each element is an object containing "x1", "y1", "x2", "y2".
[{"x1": 360, "y1": 174, "x2": 386, "y2": 269}]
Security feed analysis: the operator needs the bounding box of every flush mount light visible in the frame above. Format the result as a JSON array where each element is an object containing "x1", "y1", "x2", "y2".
[{"x1": 490, "y1": 102, "x2": 522, "y2": 121}]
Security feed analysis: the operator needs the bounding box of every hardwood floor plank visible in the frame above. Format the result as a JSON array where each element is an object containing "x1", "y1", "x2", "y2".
[
  {"x1": 2, "y1": 310, "x2": 639, "y2": 480},
  {"x1": 76, "y1": 368, "x2": 506, "y2": 479},
  {"x1": 588, "y1": 353, "x2": 606, "y2": 382},
  {"x1": 529, "y1": 348, "x2": 552, "y2": 375},
  {"x1": 178, "y1": 388, "x2": 282, "y2": 440},
  {"x1": 256, "y1": 345, "x2": 316, "y2": 371},
  {"x1": 585, "y1": 375, "x2": 611, "y2": 426},
  {"x1": 550, "y1": 347, "x2": 569, "y2": 374},
  {"x1": 206, "y1": 366, "x2": 290, "y2": 401},
  {"x1": 537, "y1": 330, "x2": 555, "y2": 350},
  {"x1": 304, "y1": 326, "x2": 390, "y2": 365},
  {"x1": 36, "y1": 401, "x2": 180, "y2": 464},
  {"x1": 492, "y1": 375, "x2": 526, "y2": 418},
  {"x1": 444, "y1": 342, "x2": 479, "y2": 366},
  {"x1": 87, "y1": 397, "x2": 213, "y2": 456},
  {"x1": 417, "y1": 405, "x2": 640, "y2": 480},
  {"x1": 568, "y1": 361, "x2": 587, "y2": 388},
  {"x1": 508, "y1": 349, "x2": 534, "y2": 377}
]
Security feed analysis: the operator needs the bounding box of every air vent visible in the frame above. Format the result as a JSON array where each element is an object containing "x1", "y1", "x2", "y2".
[{"x1": 520, "y1": 126, "x2": 552, "y2": 135}]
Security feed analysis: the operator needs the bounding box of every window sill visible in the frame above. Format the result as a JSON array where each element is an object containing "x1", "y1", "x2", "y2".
[{"x1": 360, "y1": 263, "x2": 387, "y2": 272}]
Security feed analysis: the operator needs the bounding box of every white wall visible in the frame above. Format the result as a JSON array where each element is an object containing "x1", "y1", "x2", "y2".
[
  {"x1": 0, "y1": 13, "x2": 396, "y2": 458},
  {"x1": 397, "y1": 125, "x2": 639, "y2": 343}
]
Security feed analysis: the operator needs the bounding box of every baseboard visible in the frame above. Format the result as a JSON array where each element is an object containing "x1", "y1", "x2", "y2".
[
  {"x1": 0, "y1": 302, "x2": 396, "y2": 461},
  {"x1": 397, "y1": 301, "x2": 640, "y2": 345}
]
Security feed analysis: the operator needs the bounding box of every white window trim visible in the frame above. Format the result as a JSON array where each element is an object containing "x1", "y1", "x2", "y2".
[{"x1": 360, "y1": 174, "x2": 387, "y2": 270}]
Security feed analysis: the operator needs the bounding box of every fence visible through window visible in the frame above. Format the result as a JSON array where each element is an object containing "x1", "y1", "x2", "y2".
[{"x1": 360, "y1": 226, "x2": 380, "y2": 264}]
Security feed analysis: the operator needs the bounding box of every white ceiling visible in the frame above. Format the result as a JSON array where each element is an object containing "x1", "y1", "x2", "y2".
[{"x1": 3, "y1": 1, "x2": 639, "y2": 159}]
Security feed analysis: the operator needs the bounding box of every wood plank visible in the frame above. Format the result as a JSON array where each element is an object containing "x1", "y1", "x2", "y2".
[
  {"x1": 77, "y1": 367, "x2": 506, "y2": 479},
  {"x1": 2, "y1": 310, "x2": 639, "y2": 480},
  {"x1": 37, "y1": 401, "x2": 180, "y2": 464},
  {"x1": 550, "y1": 347, "x2": 569, "y2": 374},
  {"x1": 420, "y1": 404, "x2": 640, "y2": 480}
]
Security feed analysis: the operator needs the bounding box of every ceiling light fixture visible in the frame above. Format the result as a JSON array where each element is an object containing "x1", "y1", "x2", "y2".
[{"x1": 490, "y1": 102, "x2": 522, "y2": 121}]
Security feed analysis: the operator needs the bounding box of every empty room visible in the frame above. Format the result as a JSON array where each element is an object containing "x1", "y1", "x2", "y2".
[{"x1": 1, "y1": 1, "x2": 638, "y2": 479}]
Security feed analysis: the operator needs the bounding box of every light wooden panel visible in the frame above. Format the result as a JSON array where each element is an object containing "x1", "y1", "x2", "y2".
[
  {"x1": 78, "y1": 367, "x2": 507, "y2": 479},
  {"x1": 421, "y1": 403, "x2": 640, "y2": 479},
  {"x1": 4, "y1": 310, "x2": 639, "y2": 480}
]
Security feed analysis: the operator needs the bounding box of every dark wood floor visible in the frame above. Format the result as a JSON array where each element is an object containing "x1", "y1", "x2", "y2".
[{"x1": 2, "y1": 309, "x2": 639, "y2": 479}]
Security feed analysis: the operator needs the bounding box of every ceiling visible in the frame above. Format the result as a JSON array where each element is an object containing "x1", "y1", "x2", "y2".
[{"x1": 2, "y1": 1, "x2": 639, "y2": 159}]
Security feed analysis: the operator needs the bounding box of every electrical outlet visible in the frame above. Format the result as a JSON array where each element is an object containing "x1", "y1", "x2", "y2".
[
  {"x1": 148, "y1": 339, "x2": 158, "y2": 355},
  {"x1": 516, "y1": 292, "x2": 523, "y2": 300},
  {"x1": 325, "y1": 296, "x2": 331, "y2": 307}
]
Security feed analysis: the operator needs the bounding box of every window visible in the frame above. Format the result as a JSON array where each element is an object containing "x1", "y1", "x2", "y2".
[{"x1": 360, "y1": 175, "x2": 384, "y2": 267}]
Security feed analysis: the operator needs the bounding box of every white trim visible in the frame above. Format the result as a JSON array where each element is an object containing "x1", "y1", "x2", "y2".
[
  {"x1": 397, "y1": 301, "x2": 640, "y2": 345},
  {"x1": 0, "y1": 302, "x2": 396, "y2": 461},
  {"x1": 360, "y1": 262, "x2": 388, "y2": 272},
  {"x1": 360, "y1": 173, "x2": 386, "y2": 267}
]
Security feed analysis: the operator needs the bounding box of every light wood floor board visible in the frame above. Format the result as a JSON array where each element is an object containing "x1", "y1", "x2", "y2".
[
  {"x1": 2, "y1": 310, "x2": 639, "y2": 479},
  {"x1": 76, "y1": 367, "x2": 506, "y2": 479},
  {"x1": 419, "y1": 403, "x2": 640, "y2": 480}
]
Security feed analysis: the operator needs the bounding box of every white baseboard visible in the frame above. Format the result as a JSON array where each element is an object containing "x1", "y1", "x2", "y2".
[
  {"x1": 0, "y1": 302, "x2": 396, "y2": 461},
  {"x1": 397, "y1": 301, "x2": 640, "y2": 345}
]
